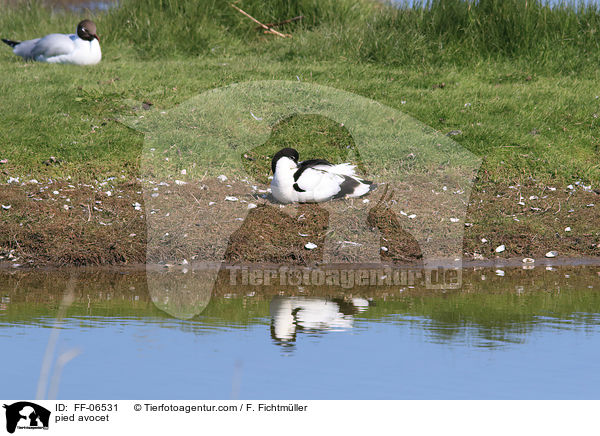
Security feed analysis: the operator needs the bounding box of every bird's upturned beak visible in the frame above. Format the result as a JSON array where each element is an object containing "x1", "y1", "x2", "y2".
[{"x1": 94, "y1": 34, "x2": 100, "y2": 41}]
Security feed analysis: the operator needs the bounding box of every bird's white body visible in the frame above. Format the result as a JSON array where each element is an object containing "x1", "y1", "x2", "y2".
[
  {"x1": 10, "y1": 32, "x2": 101, "y2": 65},
  {"x1": 270, "y1": 297, "x2": 367, "y2": 342},
  {"x1": 271, "y1": 156, "x2": 372, "y2": 203}
]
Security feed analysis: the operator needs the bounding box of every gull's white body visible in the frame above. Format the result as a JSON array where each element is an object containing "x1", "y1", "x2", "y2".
[
  {"x1": 271, "y1": 156, "x2": 371, "y2": 203},
  {"x1": 11, "y1": 33, "x2": 101, "y2": 65}
]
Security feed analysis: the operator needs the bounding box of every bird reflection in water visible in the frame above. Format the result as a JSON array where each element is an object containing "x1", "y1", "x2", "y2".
[{"x1": 269, "y1": 296, "x2": 370, "y2": 348}]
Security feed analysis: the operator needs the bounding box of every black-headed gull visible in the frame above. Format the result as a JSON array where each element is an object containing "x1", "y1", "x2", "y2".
[
  {"x1": 270, "y1": 147, "x2": 374, "y2": 203},
  {"x1": 2, "y1": 19, "x2": 101, "y2": 65}
]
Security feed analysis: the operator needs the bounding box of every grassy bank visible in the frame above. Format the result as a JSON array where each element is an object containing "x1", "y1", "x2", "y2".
[
  {"x1": 4, "y1": 0, "x2": 600, "y2": 68},
  {"x1": 1, "y1": 0, "x2": 600, "y2": 181},
  {"x1": 0, "y1": 0, "x2": 599, "y2": 266},
  {"x1": 1, "y1": 56, "x2": 599, "y2": 183}
]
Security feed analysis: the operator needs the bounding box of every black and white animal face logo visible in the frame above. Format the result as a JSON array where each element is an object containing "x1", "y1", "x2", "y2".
[{"x1": 3, "y1": 402, "x2": 51, "y2": 434}]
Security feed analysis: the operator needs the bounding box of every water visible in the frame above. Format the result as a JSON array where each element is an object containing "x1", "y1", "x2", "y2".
[
  {"x1": 32, "y1": 0, "x2": 600, "y2": 12},
  {"x1": 392, "y1": 0, "x2": 600, "y2": 7},
  {"x1": 0, "y1": 265, "x2": 599, "y2": 399},
  {"x1": 44, "y1": 0, "x2": 116, "y2": 11}
]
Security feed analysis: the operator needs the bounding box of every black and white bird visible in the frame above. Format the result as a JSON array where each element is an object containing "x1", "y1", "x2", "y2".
[
  {"x1": 2, "y1": 19, "x2": 101, "y2": 65},
  {"x1": 270, "y1": 148, "x2": 374, "y2": 203},
  {"x1": 269, "y1": 297, "x2": 370, "y2": 344}
]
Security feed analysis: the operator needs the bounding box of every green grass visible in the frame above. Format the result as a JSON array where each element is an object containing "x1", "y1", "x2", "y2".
[
  {"x1": 1, "y1": 56, "x2": 599, "y2": 184},
  {"x1": 0, "y1": 0, "x2": 599, "y2": 185},
  {"x1": 3, "y1": 0, "x2": 600, "y2": 68},
  {"x1": 241, "y1": 114, "x2": 363, "y2": 184}
]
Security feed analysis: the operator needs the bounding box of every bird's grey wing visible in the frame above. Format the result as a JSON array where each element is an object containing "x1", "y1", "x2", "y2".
[
  {"x1": 31, "y1": 34, "x2": 75, "y2": 59},
  {"x1": 12, "y1": 38, "x2": 41, "y2": 58}
]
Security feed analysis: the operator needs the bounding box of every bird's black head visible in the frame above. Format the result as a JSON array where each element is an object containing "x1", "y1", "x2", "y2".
[
  {"x1": 77, "y1": 19, "x2": 99, "y2": 42},
  {"x1": 271, "y1": 148, "x2": 299, "y2": 174}
]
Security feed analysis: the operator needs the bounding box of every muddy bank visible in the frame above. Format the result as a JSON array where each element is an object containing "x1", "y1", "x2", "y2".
[{"x1": 0, "y1": 175, "x2": 599, "y2": 268}]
